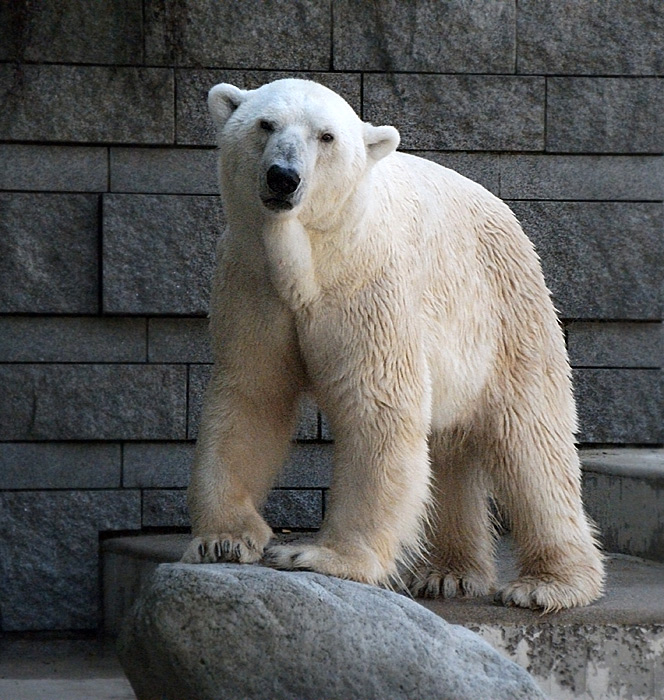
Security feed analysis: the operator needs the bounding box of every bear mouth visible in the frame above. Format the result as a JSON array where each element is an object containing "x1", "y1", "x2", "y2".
[{"x1": 262, "y1": 197, "x2": 294, "y2": 212}]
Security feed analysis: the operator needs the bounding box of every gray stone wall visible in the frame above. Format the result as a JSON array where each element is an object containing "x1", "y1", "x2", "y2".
[{"x1": 0, "y1": 1, "x2": 661, "y2": 631}]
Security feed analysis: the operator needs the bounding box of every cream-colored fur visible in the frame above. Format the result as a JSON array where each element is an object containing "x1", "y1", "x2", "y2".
[{"x1": 181, "y1": 78, "x2": 605, "y2": 611}]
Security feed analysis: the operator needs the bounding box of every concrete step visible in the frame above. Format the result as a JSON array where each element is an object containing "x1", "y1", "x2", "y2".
[
  {"x1": 0, "y1": 638, "x2": 134, "y2": 700},
  {"x1": 581, "y1": 448, "x2": 664, "y2": 562},
  {"x1": 102, "y1": 533, "x2": 664, "y2": 700}
]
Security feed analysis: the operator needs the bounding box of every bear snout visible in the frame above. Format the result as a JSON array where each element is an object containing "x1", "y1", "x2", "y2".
[
  {"x1": 262, "y1": 164, "x2": 302, "y2": 211},
  {"x1": 266, "y1": 164, "x2": 301, "y2": 196}
]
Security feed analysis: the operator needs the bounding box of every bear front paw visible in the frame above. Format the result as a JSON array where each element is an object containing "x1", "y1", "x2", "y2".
[
  {"x1": 181, "y1": 531, "x2": 270, "y2": 565},
  {"x1": 408, "y1": 568, "x2": 494, "y2": 599},
  {"x1": 263, "y1": 542, "x2": 390, "y2": 586}
]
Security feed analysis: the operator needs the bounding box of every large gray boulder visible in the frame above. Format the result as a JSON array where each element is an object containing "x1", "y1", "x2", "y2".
[{"x1": 118, "y1": 563, "x2": 547, "y2": 700}]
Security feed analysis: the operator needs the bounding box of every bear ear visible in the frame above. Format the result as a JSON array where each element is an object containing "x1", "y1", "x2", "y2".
[
  {"x1": 208, "y1": 83, "x2": 248, "y2": 129},
  {"x1": 364, "y1": 123, "x2": 400, "y2": 162}
]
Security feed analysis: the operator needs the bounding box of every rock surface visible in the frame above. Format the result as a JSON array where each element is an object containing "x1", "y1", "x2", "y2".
[{"x1": 118, "y1": 563, "x2": 547, "y2": 700}]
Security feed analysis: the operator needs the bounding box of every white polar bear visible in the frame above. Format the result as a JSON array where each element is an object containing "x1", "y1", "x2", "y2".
[{"x1": 182, "y1": 78, "x2": 605, "y2": 611}]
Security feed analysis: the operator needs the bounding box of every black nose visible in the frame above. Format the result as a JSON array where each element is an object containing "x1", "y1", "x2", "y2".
[{"x1": 266, "y1": 164, "x2": 300, "y2": 195}]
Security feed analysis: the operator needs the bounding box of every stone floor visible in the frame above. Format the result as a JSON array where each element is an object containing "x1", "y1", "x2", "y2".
[{"x1": 0, "y1": 637, "x2": 135, "y2": 700}]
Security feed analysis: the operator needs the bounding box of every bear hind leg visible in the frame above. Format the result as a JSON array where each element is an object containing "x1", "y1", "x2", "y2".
[
  {"x1": 489, "y1": 413, "x2": 605, "y2": 611},
  {"x1": 409, "y1": 429, "x2": 497, "y2": 599}
]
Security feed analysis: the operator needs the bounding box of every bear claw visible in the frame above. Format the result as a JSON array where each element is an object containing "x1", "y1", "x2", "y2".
[{"x1": 181, "y1": 535, "x2": 264, "y2": 565}]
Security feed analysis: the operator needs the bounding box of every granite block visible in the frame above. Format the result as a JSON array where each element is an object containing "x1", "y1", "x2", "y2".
[
  {"x1": 176, "y1": 70, "x2": 361, "y2": 146},
  {"x1": 142, "y1": 489, "x2": 189, "y2": 528},
  {"x1": 141, "y1": 487, "x2": 323, "y2": 530},
  {"x1": 148, "y1": 318, "x2": 212, "y2": 363},
  {"x1": 0, "y1": 490, "x2": 141, "y2": 630},
  {"x1": 0, "y1": 64, "x2": 174, "y2": 144},
  {"x1": 517, "y1": 0, "x2": 664, "y2": 75},
  {"x1": 510, "y1": 201, "x2": 662, "y2": 320},
  {"x1": 412, "y1": 152, "x2": 500, "y2": 195},
  {"x1": 276, "y1": 444, "x2": 334, "y2": 489},
  {"x1": 333, "y1": 0, "x2": 515, "y2": 73},
  {"x1": 124, "y1": 441, "x2": 332, "y2": 490},
  {"x1": 320, "y1": 412, "x2": 334, "y2": 441},
  {"x1": 188, "y1": 364, "x2": 330, "y2": 452},
  {"x1": 0, "y1": 145, "x2": 108, "y2": 192},
  {"x1": 0, "y1": 193, "x2": 98, "y2": 313},
  {"x1": 263, "y1": 489, "x2": 323, "y2": 530},
  {"x1": 187, "y1": 364, "x2": 213, "y2": 439},
  {"x1": 574, "y1": 369, "x2": 663, "y2": 444},
  {"x1": 500, "y1": 155, "x2": 663, "y2": 201},
  {"x1": 567, "y1": 322, "x2": 662, "y2": 369},
  {"x1": 123, "y1": 442, "x2": 194, "y2": 488},
  {"x1": 294, "y1": 395, "x2": 319, "y2": 441},
  {"x1": 110, "y1": 147, "x2": 218, "y2": 194},
  {"x1": 144, "y1": 0, "x2": 330, "y2": 69},
  {"x1": 0, "y1": 0, "x2": 143, "y2": 64},
  {"x1": 547, "y1": 78, "x2": 664, "y2": 154},
  {"x1": 0, "y1": 443, "x2": 121, "y2": 490},
  {"x1": 363, "y1": 74, "x2": 544, "y2": 151},
  {"x1": 0, "y1": 317, "x2": 146, "y2": 362},
  {"x1": 0, "y1": 364, "x2": 187, "y2": 441},
  {"x1": 102, "y1": 194, "x2": 221, "y2": 315}
]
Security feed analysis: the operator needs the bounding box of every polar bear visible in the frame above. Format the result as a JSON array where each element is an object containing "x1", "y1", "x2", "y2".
[{"x1": 182, "y1": 78, "x2": 604, "y2": 611}]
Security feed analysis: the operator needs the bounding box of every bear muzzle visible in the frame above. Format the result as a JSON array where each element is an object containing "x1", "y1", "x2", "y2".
[{"x1": 262, "y1": 164, "x2": 301, "y2": 211}]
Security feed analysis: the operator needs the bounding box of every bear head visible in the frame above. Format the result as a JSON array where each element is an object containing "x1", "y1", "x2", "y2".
[{"x1": 207, "y1": 78, "x2": 400, "y2": 227}]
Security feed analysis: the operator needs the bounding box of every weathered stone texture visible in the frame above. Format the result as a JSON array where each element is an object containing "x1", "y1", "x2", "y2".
[
  {"x1": 176, "y1": 70, "x2": 361, "y2": 146},
  {"x1": 0, "y1": 490, "x2": 140, "y2": 630},
  {"x1": 142, "y1": 488, "x2": 323, "y2": 530},
  {"x1": 0, "y1": 443, "x2": 121, "y2": 490},
  {"x1": 263, "y1": 490, "x2": 324, "y2": 529},
  {"x1": 517, "y1": 0, "x2": 664, "y2": 75},
  {"x1": 118, "y1": 564, "x2": 546, "y2": 700},
  {"x1": 0, "y1": 365, "x2": 186, "y2": 441},
  {"x1": 276, "y1": 444, "x2": 334, "y2": 489},
  {"x1": 0, "y1": 317, "x2": 146, "y2": 362},
  {"x1": 567, "y1": 322, "x2": 662, "y2": 369},
  {"x1": 511, "y1": 201, "x2": 662, "y2": 320},
  {"x1": 334, "y1": 0, "x2": 515, "y2": 73},
  {"x1": 0, "y1": 145, "x2": 108, "y2": 192},
  {"x1": 294, "y1": 395, "x2": 320, "y2": 441},
  {"x1": 110, "y1": 147, "x2": 218, "y2": 194},
  {"x1": 0, "y1": 0, "x2": 143, "y2": 64},
  {"x1": 147, "y1": 318, "x2": 212, "y2": 363},
  {"x1": 103, "y1": 194, "x2": 221, "y2": 315},
  {"x1": 187, "y1": 364, "x2": 213, "y2": 439},
  {"x1": 124, "y1": 443, "x2": 194, "y2": 489},
  {"x1": 125, "y1": 440, "x2": 331, "y2": 492},
  {"x1": 583, "y1": 469, "x2": 664, "y2": 561},
  {"x1": 0, "y1": 193, "x2": 98, "y2": 313},
  {"x1": 145, "y1": 0, "x2": 330, "y2": 70},
  {"x1": 574, "y1": 369, "x2": 663, "y2": 444},
  {"x1": 501, "y1": 155, "x2": 663, "y2": 201},
  {"x1": 364, "y1": 75, "x2": 544, "y2": 151},
  {"x1": 0, "y1": 64, "x2": 174, "y2": 144},
  {"x1": 547, "y1": 78, "x2": 664, "y2": 153}
]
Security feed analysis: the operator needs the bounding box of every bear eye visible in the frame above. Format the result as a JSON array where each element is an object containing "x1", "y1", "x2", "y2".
[
  {"x1": 259, "y1": 120, "x2": 275, "y2": 132},
  {"x1": 320, "y1": 132, "x2": 334, "y2": 143}
]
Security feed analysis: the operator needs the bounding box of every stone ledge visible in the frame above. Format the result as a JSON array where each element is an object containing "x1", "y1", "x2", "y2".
[
  {"x1": 103, "y1": 533, "x2": 664, "y2": 630},
  {"x1": 581, "y1": 447, "x2": 664, "y2": 481},
  {"x1": 104, "y1": 533, "x2": 664, "y2": 699}
]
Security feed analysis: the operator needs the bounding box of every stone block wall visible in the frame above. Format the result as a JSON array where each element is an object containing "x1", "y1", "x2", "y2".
[{"x1": 0, "y1": 1, "x2": 661, "y2": 631}]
